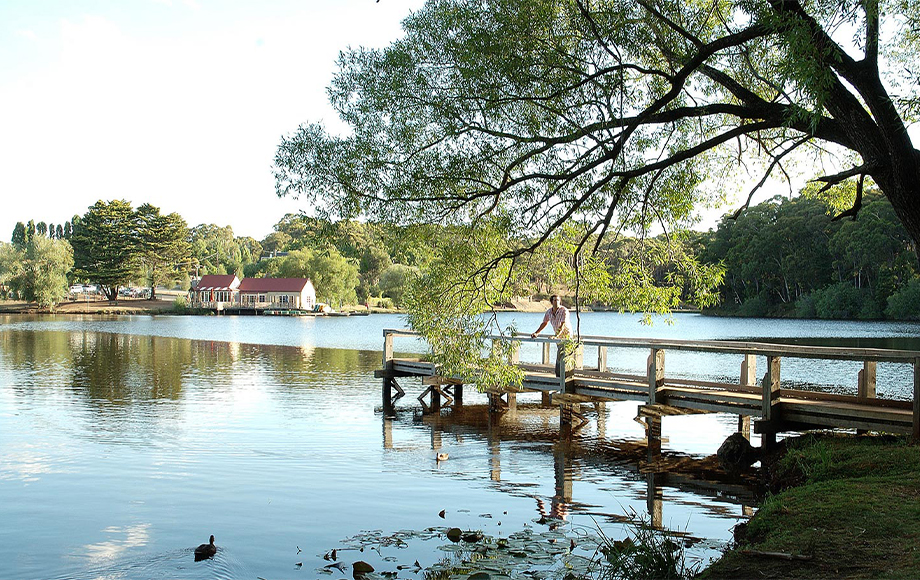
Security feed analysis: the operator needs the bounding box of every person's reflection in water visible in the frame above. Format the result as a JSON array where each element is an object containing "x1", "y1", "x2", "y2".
[{"x1": 535, "y1": 495, "x2": 570, "y2": 528}]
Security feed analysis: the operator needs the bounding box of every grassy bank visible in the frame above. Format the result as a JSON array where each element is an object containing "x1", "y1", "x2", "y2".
[{"x1": 702, "y1": 433, "x2": 920, "y2": 579}]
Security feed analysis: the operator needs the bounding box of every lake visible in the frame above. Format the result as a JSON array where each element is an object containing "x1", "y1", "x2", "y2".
[{"x1": 2, "y1": 312, "x2": 919, "y2": 579}]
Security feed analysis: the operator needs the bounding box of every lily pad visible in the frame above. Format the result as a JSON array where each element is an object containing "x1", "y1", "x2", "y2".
[{"x1": 446, "y1": 527, "x2": 463, "y2": 542}]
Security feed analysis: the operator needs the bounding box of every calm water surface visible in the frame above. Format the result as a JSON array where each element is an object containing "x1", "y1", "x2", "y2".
[{"x1": 2, "y1": 312, "x2": 919, "y2": 579}]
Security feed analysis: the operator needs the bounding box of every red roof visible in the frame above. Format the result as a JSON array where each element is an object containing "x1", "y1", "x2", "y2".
[
  {"x1": 238, "y1": 278, "x2": 313, "y2": 293},
  {"x1": 195, "y1": 275, "x2": 239, "y2": 290}
]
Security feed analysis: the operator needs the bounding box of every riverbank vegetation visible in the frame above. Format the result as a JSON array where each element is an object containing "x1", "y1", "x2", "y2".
[
  {"x1": 2, "y1": 187, "x2": 919, "y2": 321},
  {"x1": 703, "y1": 433, "x2": 920, "y2": 579}
]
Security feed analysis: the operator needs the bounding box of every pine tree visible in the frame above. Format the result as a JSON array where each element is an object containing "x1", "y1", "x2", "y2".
[
  {"x1": 11, "y1": 222, "x2": 26, "y2": 247},
  {"x1": 71, "y1": 200, "x2": 140, "y2": 301},
  {"x1": 136, "y1": 203, "x2": 190, "y2": 300}
]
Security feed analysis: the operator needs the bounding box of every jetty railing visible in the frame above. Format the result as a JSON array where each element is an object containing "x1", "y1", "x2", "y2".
[{"x1": 380, "y1": 328, "x2": 920, "y2": 443}]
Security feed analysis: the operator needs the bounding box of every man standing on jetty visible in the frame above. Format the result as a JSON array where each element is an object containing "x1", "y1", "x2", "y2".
[{"x1": 531, "y1": 295, "x2": 572, "y2": 376}]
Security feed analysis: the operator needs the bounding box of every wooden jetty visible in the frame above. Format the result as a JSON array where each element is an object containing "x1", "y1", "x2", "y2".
[{"x1": 376, "y1": 329, "x2": 920, "y2": 447}]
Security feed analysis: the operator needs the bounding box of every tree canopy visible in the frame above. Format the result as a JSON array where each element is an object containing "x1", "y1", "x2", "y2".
[
  {"x1": 71, "y1": 200, "x2": 141, "y2": 301},
  {"x1": 273, "y1": 0, "x2": 920, "y2": 384},
  {"x1": 275, "y1": 0, "x2": 920, "y2": 276},
  {"x1": 136, "y1": 203, "x2": 190, "y2": 299}
]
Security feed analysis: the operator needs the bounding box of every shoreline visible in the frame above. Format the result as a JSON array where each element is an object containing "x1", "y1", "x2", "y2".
[{"x1": 701, "y1": 433, "x2": 920, "y2": 579}]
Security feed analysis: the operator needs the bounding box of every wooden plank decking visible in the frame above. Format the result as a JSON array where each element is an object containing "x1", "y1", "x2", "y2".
[{"x1": 380, "y1": 329, "x2": 920, "y2": 440}]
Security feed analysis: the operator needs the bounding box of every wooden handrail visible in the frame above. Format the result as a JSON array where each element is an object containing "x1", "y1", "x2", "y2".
[{"x1": 382, "y1": 328, "x2": 920, "y2": 363}]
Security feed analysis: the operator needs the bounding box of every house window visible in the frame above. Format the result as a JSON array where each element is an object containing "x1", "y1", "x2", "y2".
[
  {"x1": 258, "y1": 294, "x2": 266, "y2": 303},
  {"x1": 280, "y1": 295, "x2": 289, "y2": 305}
]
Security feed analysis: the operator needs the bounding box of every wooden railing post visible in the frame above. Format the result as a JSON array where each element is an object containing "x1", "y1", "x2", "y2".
[
  {"x1": 383, "y1": 331, "x2": 394, "y2": 365},
  {"x1": 741, "y1": 354, "x2": 756, "y2": 387},
  {"x1": 762, "y1": 356, "x2": 781, "y2": 421},
  {"x1": 739, "y1": 354, "x2": 756, "y2": 440},
  {"x1": 542, "y1": 341, "x2": 551, "y2": 365},
  {"x1": 647, "y1": 348, "x2": 665, "y2": 404},
  {"x1": 858, "y1": 361, "x2": 877, "y2": 400},
  {"x1": 597, "y1": 346, "x2": 607, "y2": 372},
  {"x1": 761, "y1": 356, "x2": 781, "y2": 449},
  {"x1": 559, "y1": 340, "x2": 569, "y2": 393},
  {"x1": 382, "y1": 331, "x2": 395, "y2": 416},
  {"x1": 857, "y1": 360, "x2": 877, "y2": 436}
]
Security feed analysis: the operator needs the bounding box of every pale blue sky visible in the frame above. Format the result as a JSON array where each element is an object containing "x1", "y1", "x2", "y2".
[
  {"x1": 4, "y1": 1, "x2": 903, "y2": 245},
  {"x1": 0, "y1": 0, "x2": 425, "y2": 241}
]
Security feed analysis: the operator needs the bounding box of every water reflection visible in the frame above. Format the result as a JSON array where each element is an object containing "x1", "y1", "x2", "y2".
[
  {"x1": 1, "y1": 324, "x2": 759, "y2": 580},
  {"x1": 84, "y1": 524, "x2": 152, "y2": 563},
  {"x1": 390, "y1": 402, "x2": 757, "y2": 542}
]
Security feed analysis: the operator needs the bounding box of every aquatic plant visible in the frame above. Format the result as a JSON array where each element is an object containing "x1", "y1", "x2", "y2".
[{"x1": 595, "y1": 511, "x2": 699, "y2": 580}]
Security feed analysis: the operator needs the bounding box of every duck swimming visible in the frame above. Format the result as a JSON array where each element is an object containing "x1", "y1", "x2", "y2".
[{"x1": 194, "y1": 535, "x2": 217, "y2": 561}]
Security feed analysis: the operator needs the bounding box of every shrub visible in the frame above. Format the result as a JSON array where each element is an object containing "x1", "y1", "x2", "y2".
[
  {"x1": 737, "y1": 293, "x2": 769, "y2": 317},
  {"x1": 172, "y1": 295, "x2": 188, "y2": 313},
  {"x1": 886, "y1": 278, "x2": 920, "y2": 320},
  {"x1": 813, "y1": 282, "x2": 865, "y2": 319},
  {"x1": 794, "y1": 294, "x2": 817, "y2": 318},
  {"x1": 372, "y1": 297, "x2": 394, "y2": 309}
]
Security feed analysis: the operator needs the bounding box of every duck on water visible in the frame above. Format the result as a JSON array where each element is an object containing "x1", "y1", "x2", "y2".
[{"x1": 194, "y1": 535, "x2": 217, "y2": 561}]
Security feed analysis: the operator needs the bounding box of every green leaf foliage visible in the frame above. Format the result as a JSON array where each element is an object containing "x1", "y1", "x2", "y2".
[
  {"x1": 71, "y1": 200, "x2": 142, "y2": 301},
  {"x1": 136, "y1": 203, "x2": 191, "y2": 299},
  {"x1": 3, "y1": 237, "x2": 73, "y2": 310}
]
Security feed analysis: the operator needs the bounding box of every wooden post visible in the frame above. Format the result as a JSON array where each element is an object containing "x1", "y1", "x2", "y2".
[
  {"x1": 647, "y1": 349, "x2": 665, "y2": 404},
  {"x1": 383, "y1": 378, "x2": 394, "y2": 417},
  {"x1": 597, "y1": 346, "x2": 607, "y2": 372},
  {"x1": 741, "y1": 354, "x2": 756, "y2": 387},
  {"x1": 430, "y1": 387, "x2": 441, "y2": 413},
  {"x1": 739, "y1": 354, "x2": 756, "y2": 440},
  {"x1": 453, "y1": 383, "x2": 463, "y2": 407},
  {"x1": 762, "y1": 356, "x2": 781, "y2": 449},
  {"x1": 738, "y1": 415, "x2": 751, "y2": 441},
  {"x1": 383, "y1": 331, "x2": 394, "y2": 365},
  {"x1": 858, "y1": 361, "x2": 877, "y2": 400},
  {"x1": 541, "y1": 391, "x2": 552, "y2": 406},
  {"x1": 559, "y1": 341, "x2": 571, "y2": 394},
  {"x1": 542, "y1": 342, "x2": 551, "y2": 365},
  {"x1": 382, "y1": 331, "x2": 395, "y2": 416},
  {"x1": 913, "y1": 358, "x2": 920, "y2": 443},
  {"x1": 574, "y1": 343, "x2": 584, "y2": 370},
  {"x1": 857, "y1": 360, "x2": 877, "y2": 435},
  {"x1": 507, "y1": 392, "x2": 517, "y2": 412},
  {"x1": 762, "y1": 356, "x2": 781, "y2": 421}
]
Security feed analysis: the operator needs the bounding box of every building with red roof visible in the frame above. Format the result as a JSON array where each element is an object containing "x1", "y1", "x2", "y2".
[
  {"x1": 237, "y1": 277, "x2": 316, "y2": 310},
  {"x1": 189, "y1": 275, "x2": 316, "y2": 312},
  {"x1": 190, "y1": 275, "x2": 240, "y2": 310}
]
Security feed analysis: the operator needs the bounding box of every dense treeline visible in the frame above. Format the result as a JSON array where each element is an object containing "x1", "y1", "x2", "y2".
[
  {"x1": 701, "y1": 192, "x2": 920, "y2": 320},
  {"x1": 2, "y1": 193, "x2": 919, "y2": 320}
]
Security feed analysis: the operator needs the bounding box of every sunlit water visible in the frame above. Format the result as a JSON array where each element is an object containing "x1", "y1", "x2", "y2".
[{"x1": 1, "y1": 312, "x2": 919, "y2": 579}]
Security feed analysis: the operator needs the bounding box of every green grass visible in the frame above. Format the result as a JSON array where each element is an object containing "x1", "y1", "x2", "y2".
[{"x1": 702, "y1": 433, "x2": 920, "y2": 579}]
